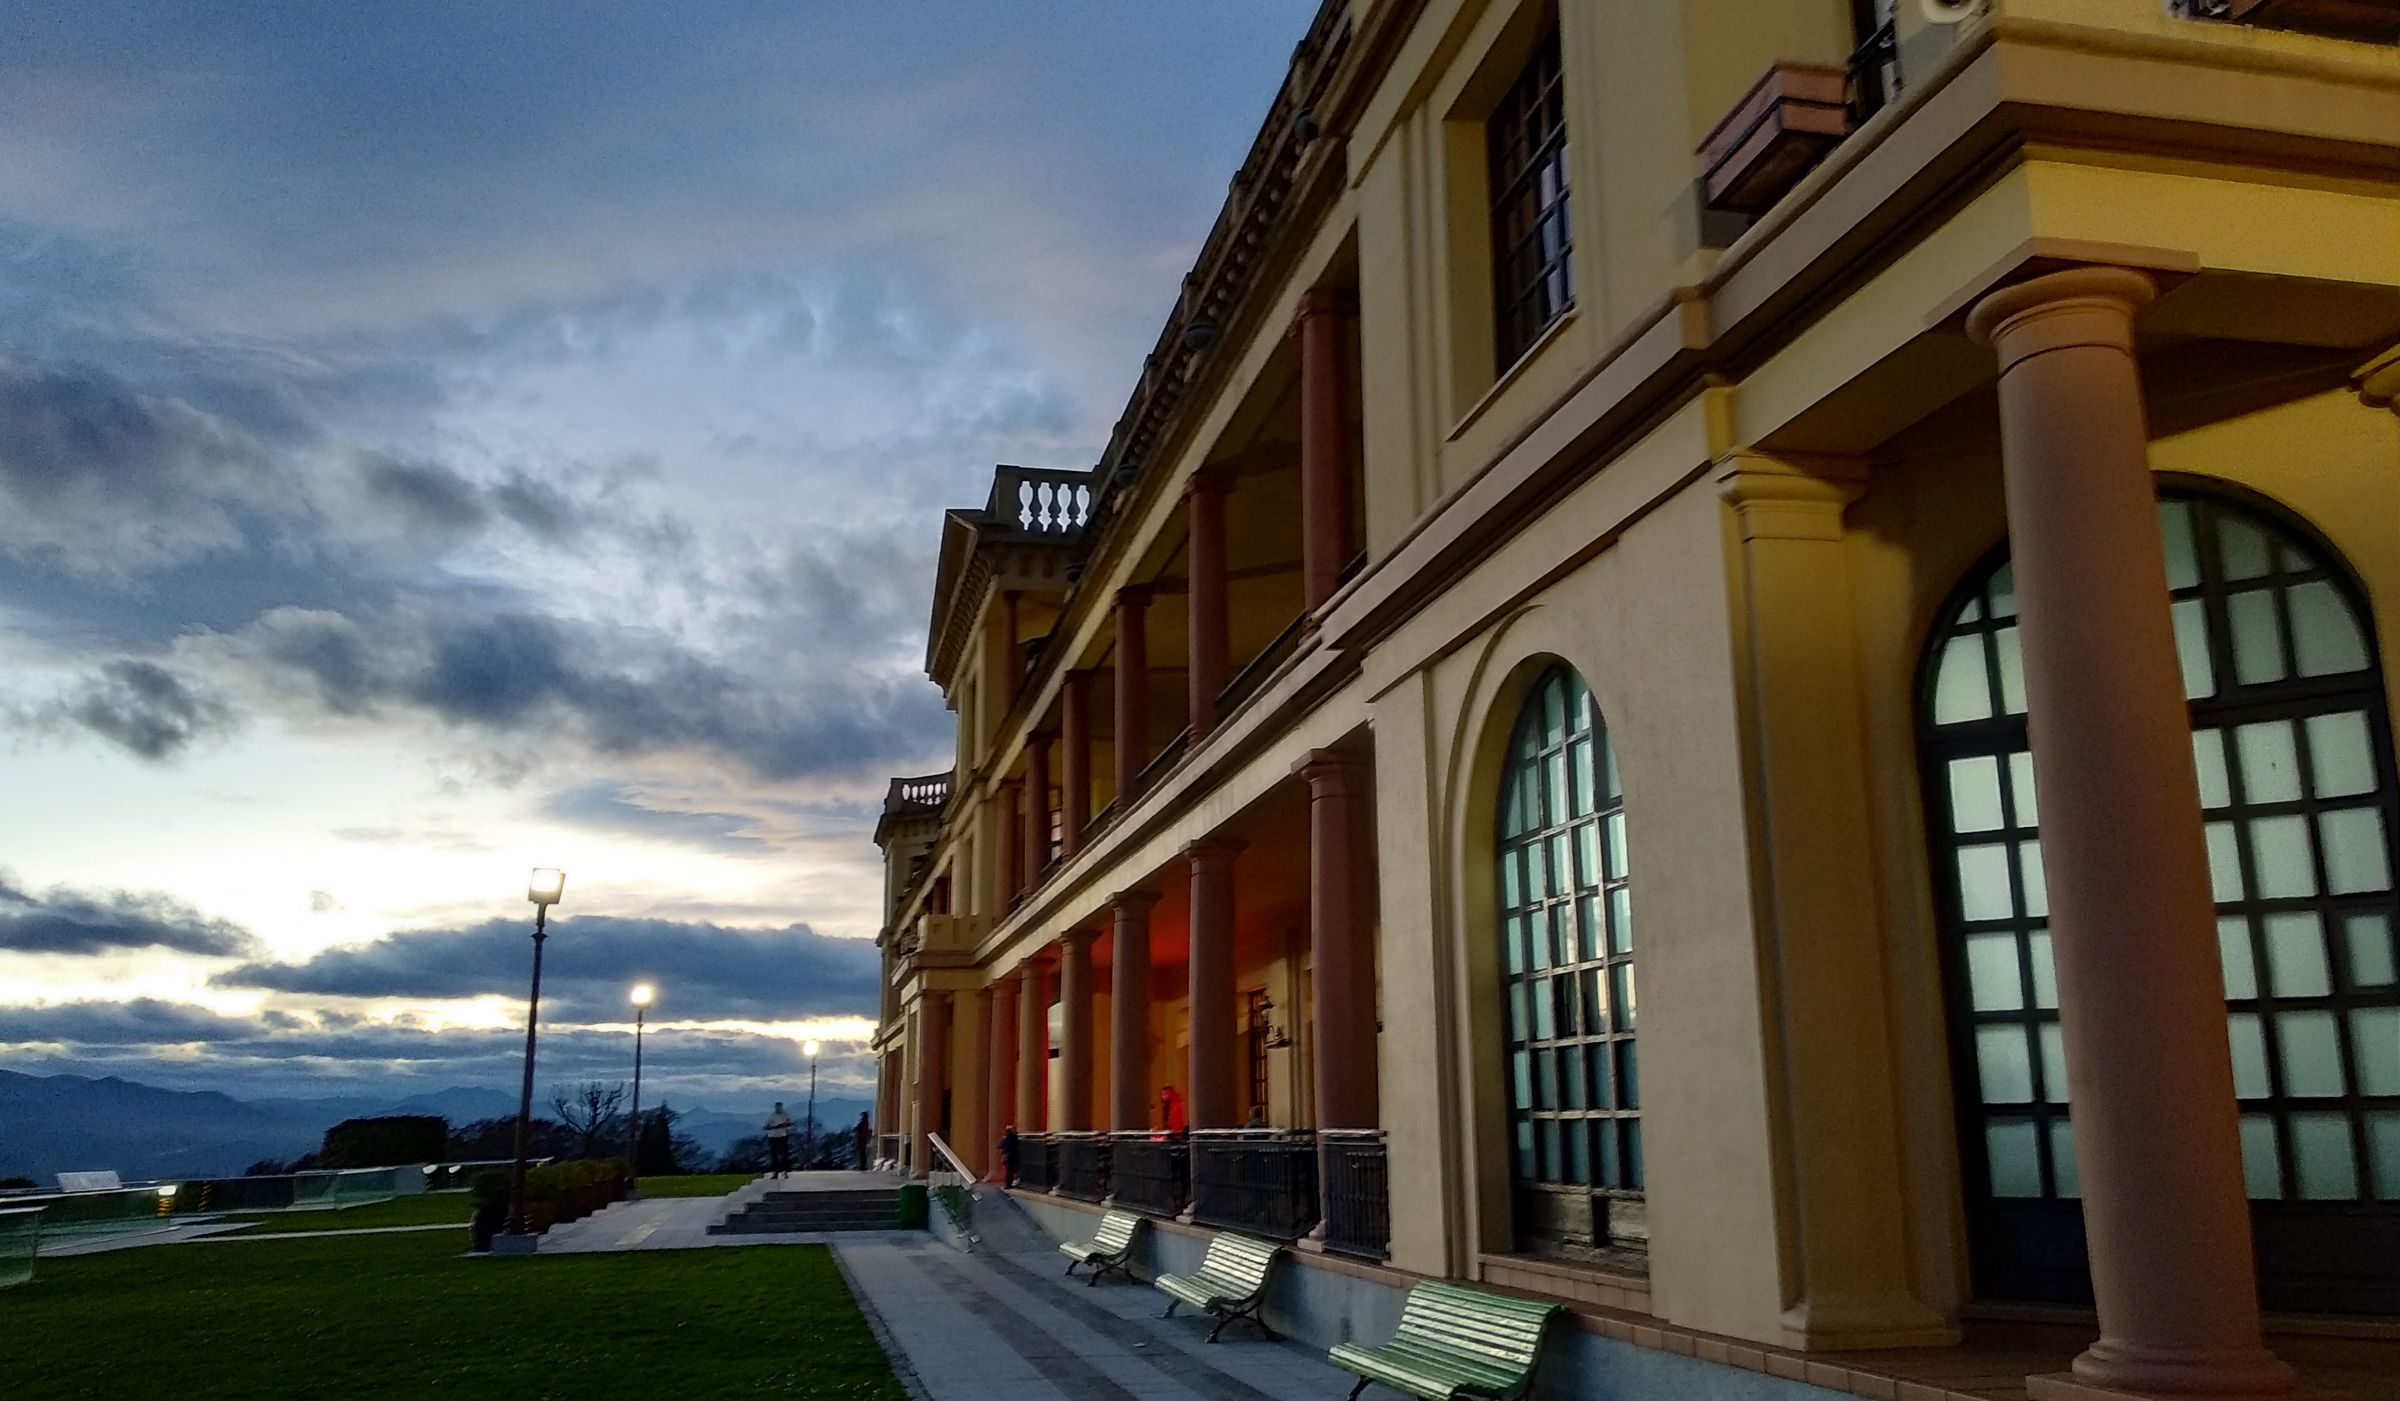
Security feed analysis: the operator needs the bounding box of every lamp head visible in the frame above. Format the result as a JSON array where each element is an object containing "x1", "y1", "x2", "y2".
[
  {"x1": 630, "y1": 983, "x2": 654, "y2": 1008},
  {"x1": 528, "y1": 867, "x2": 566, "y2": 906},
  {"x1": 803, "y1": 1039, "x2": 821, "y2": 1059}
]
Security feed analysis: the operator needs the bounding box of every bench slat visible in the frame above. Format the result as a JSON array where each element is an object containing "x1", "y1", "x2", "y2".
[{"x1": 1329, "y1": 1279, "x2": 1564, "y2": 1401}]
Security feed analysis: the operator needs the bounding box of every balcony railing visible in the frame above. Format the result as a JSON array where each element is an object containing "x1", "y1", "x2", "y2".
[
  {"x1": 1056, "y1": 1133, "x2": 1112, "y2": 1202},
  {"x1": 1319, "y1": 1130, "x2": 1391, "y2": 1261},
  {"x1": 1846, "y1": 18, "x2": 1900, "y2": 127},
  {"x1": 1109, "y1": 1134, "x2": 1191, "y2": 1218},
  {"x1": 989, "y1": 465, "x2": 1095, "y2": 539},
  {"x1": 1216, "y1": 614, "x2": 1305, "y2": 722},
  {"x1": 1131, "y1": 728, "x2": 1191, "y2": 802},
  {"x1": 1017, "y1": 1135, "x2": 1060, "y2": 1192},
  {"x1": 1190, "y1": 1130, "x2": 1318, "y2": 1240}
]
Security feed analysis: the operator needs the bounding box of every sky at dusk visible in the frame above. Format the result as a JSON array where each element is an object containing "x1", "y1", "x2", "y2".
[{"x1": 0, "y1": 2, "x2": 1314, "y2": 1108}]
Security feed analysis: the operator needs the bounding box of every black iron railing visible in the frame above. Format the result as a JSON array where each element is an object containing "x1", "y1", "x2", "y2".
[
  {"x1": 1131, "y1": 728, "x2": 1191, "y2": 800},
  {"x1": 1057, "y1": 1133, "x2": 1112, "y2": 1202},
  {"x1": 1017, "y1": 1135, "x2": 1060, "y2": 1191},
  {"x1": 1320, "y1": 1130, "x2": 1391, "y2": 1260},
  {"x1": 1110, "y1": 1134, "x2": 1190, "y2": 1217},
  {"x1": 1190, "y1": 1130, "x2": 1318, "y2": 1239},
  {"x1": 1216, "y1": 614, "x2": 1305, "y2": 722},
  {"x1": 1847, "y1": 18, "x2": 1900, "y2": 126}
]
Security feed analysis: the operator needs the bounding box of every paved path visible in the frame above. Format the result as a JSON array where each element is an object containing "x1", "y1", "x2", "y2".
[
  {"x1": 536, "y1": 1193, "x2": 917, "y2": 1253},
  {"x1": 836, "y1": 1197, "x2": 1351, "y2": 1401}
]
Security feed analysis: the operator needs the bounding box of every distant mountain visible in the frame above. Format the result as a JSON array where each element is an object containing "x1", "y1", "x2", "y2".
[
  {"x1": 0, "y1": 1069, "x2": 875, "y2": 1182},
  {"x1": 0, "y1": 1070, "x2": 323, "y2": 1183}
]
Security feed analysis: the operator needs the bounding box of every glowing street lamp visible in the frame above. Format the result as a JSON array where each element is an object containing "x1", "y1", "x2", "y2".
[
  {"x1": 803, "y1": 1039, "x2": 822, "y2": 1171},
  {"x1": 627, "y1": 983, "x2": 655, "y2": 1199},
  {"x1": 503, "y1": 868, "x2": 566, "y2": 1245}
]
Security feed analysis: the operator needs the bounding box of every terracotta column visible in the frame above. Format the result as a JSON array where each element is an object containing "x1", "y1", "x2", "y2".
[
  {"x1": 1186, "y1": 838, "x2": 1244, "y2": 1129},
  {"x1": 1967, "y1": 268, "x2": 2295, "y2": 1401},
  {"x1": 1300, "y1": 749, "x2": 1378, "y2": 1132},
  {"x1": 1297, "y1": 287, "x2": 1359, "y2": 617},
  {"x1": 1018, "y1": 963, "x2": 1049, "y2": 1134},
  {"x1": 912, "y1": 992, "x2": 950, "y2": 1180},
  {"x1": 1187, "y1": 471, "x2": 1231, "y2": 738},
  {"x1": 1114, "y1": 588, "x2": 1151, "y2": 803},
  {"x1": 1057, "y1": 930, "x2": 1097, "y2": 1131},
  {"x1": 997, "y1": 779, "x2": 1022, "y2": 903},
  {"x1": 1024, "y1": 731, "x2": 1052, "y2": 885},
  {"x1": 1060, "y1": 673, "x2": 1093, "y2": 853},
  {"x1": 1109, "y1": 890, "x2": 1161, "y2": 1131},
  {"x1": 986, "y1": 978, "x2": 1019, "y2": 1178}
]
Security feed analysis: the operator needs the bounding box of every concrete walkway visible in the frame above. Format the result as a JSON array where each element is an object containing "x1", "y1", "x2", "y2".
[{"x1": 836, "y1": 1195, "x2": 1352, "y2": 1401}]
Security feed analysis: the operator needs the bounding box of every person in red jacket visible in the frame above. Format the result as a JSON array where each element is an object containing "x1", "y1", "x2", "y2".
[{"x1": 1158, "y1": 1084, "x2": 1187, "y2": 1136}]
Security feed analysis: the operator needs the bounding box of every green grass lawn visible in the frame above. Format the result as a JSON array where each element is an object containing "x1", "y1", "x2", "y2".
[
  {"x1": 5, "y1": 1228, "x2": 903, "y2": 1400},
  {"x1": 221, "y1": 1192, "x2": 472, "y2": 1232}
]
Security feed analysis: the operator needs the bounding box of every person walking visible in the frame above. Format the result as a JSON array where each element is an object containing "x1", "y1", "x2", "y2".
[
  {"x1": 999, "y1": 1124, "x2": 1021, "y2": 1188},
  {"x1": 852, "y1": 1111, "x2": 873, "y2": 1170},
  {"x1": 765, "y1": 1101, "x2": 794, "y2": 1177}
]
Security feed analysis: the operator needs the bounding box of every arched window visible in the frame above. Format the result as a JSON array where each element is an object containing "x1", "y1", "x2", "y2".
[
  {"x1": 1496, "y1": 664, "x2": 1641, "y2": 1255},
  {"x1": 1921, "y1": 489, "x2": 2399, "y2": 1315}
]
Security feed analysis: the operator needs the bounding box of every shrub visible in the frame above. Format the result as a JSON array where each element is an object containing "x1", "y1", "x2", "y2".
[
  {"x1": 321, "y1": 1115, "x2": 447, "y2": 1168},
  {"x1": 465, "y1": 1159, "x2": 628, "y2": 1243}
]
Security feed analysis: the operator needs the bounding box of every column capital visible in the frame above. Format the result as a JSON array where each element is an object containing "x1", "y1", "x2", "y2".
[
  {"x1": 1714, "y1": 453, "x2": 1867, "y2": 542},
  {"x1": 1184, "y1": 466, "x2": 1234, "y2": 501},
  {"x1": 1182, "y1": 835, "x2": 1248, "y2": 865},
  {"x1": 1966, "y1": 267, "x2": 2155, "y2": 371},
  {"x1": 1109, "y1": 888, "x2": 1163, "y2": 917},
  {"x1": 1296, "y1": 285, "x2": 1359, "y2": 324},
  {"x1": 1116, "y1": 584, "x2": 1154, "y2": 610},
  {"x1": 1295, "y1": 746, "x2": 1371, "y2": 793},
  {"x1": 1057, "y1": 925, "x2": 1100, "y2": 948},
  {"x1": 2354, "y1": 343, "x2": 2400, "y2": 415}
]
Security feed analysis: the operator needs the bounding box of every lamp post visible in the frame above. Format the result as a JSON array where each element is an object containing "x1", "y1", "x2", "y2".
[
  {"x1": 503, "y1": 867, "x2": 566, "y2": 1244},
  {"x1": 803, "y1": 1039, "x2": 821, "y2": 1171},
  {"x1": 627, "y1": 983, "x2": 653, "y2": 1200}
]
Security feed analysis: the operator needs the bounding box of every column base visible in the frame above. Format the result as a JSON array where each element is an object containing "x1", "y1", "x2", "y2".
[
  {"x1": 1778, "y1": 1297, "x2": 1958, "y2": 1352},
  {"x1": 2027, "y1": 1373, "x2": 2326, "y2": 1401}
]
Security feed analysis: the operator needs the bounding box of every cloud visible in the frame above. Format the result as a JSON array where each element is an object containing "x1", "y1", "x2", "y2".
[
  {"x1": 212, "y1": 913, "x2": 879, "y2": 1024},
  {"x1": 0, "y1": 355, "x2": 284, "y2": 578},
  {"x1": 38, "y1": 657, "x2": 237, "y2": 760},
  {"x1": 1, "y1": 1003, "x2": 879, "y2": 1107},
  {"x1": 0, "y1": 877, "x2": 263, "y2": 958},
  {"x1": 222, "y1": 599, "x2": 944, "y2": 783},
  {"x1": 543, "y1": 782, "x2": 767, "y2": 852}
]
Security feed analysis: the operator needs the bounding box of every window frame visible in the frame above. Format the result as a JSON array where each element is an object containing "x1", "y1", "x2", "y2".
[
  {"x1": 1918, "y1": 482, "x2": 2400, "y2": 1312},
  {"x1": 1486, "y1": 29, "x2": 1573, "y2": 372}
]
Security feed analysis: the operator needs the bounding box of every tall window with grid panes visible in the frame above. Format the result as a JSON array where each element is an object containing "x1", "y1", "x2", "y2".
[
  {"x1": 1488, "y1": 31, "x2": 1571, "y2": 371},
  {"x1": 1920, "y1": 487, "x2": 2399, "y2": 1315},
  {"x1": 1496, "y1": 665, "x2": 1642, "y2": 1261}
]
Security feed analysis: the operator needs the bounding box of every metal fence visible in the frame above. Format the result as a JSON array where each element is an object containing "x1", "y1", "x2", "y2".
[
  {"x1": 1017, "y1": 1135, "x2": 1061, "y2": 1191},
  {"x1": 1190, "y1": 1130, "x2": 1318, "y2": 1239},
  {"x1": 1109, "y1": 1135, "x2": 1189, "y2": 1217},
  {"x1": 1056, "y1": 1133, "x2": 1112, "y2": 1202},
  {"x1": 1319, "y1": 1130, "x2": 1391, "y2": 1260}
]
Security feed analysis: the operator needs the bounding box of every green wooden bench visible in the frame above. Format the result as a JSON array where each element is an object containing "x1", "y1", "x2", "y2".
[
  {"x1": 1058, "y1": 1209, "x2": 1144, "y2": 1285},
  {"x1": 1156, "y1": 1231, "x2": 1284, "y2": 1342},
  {"x1": 1329, "y1": 1280, "x2": 1565, "y2": 1401}
]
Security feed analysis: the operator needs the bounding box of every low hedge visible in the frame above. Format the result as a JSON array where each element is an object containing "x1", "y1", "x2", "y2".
[{"x1": 468, "y1": 1159, "x2": 629, "y2": 1246}]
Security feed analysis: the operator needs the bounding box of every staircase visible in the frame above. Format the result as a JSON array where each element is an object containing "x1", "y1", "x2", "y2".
[{"x1": 706, "y1": 1183, "x2": 902, "y2": 1235}]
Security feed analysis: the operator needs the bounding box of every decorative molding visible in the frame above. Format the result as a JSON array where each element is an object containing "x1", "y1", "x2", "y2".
[{"x1": 2355, "y1": 343, "x2": 2400, "y2": 414}]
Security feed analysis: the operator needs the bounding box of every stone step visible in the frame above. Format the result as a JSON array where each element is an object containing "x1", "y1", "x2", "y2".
[
  {"x1": 759, "y1": 1192, "x2": 900, "y2": 1206},
  {"x1": 706, "y1": 1216, "x2": 895, "y2": 1235}
]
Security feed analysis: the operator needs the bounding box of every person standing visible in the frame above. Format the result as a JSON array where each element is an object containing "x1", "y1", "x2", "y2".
[
  {"x1": 999, "y1": 1124, "x2": 1021, "y2": 1188},
  {"x1": 1158, "y1": 1084, "x2": 1187, "y2": 1136},
  {"x1": 765, "y1": 1102, "x2": 794, "y2": 1177},
  {"x1": 852, "y1": 1111, "x2": 873, "y2": 1170}
]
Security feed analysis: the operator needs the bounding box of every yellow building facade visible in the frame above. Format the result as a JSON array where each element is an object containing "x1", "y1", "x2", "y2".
[{"x1": 874, "y1": 3, "x2": 2400, "y2": 1398}]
